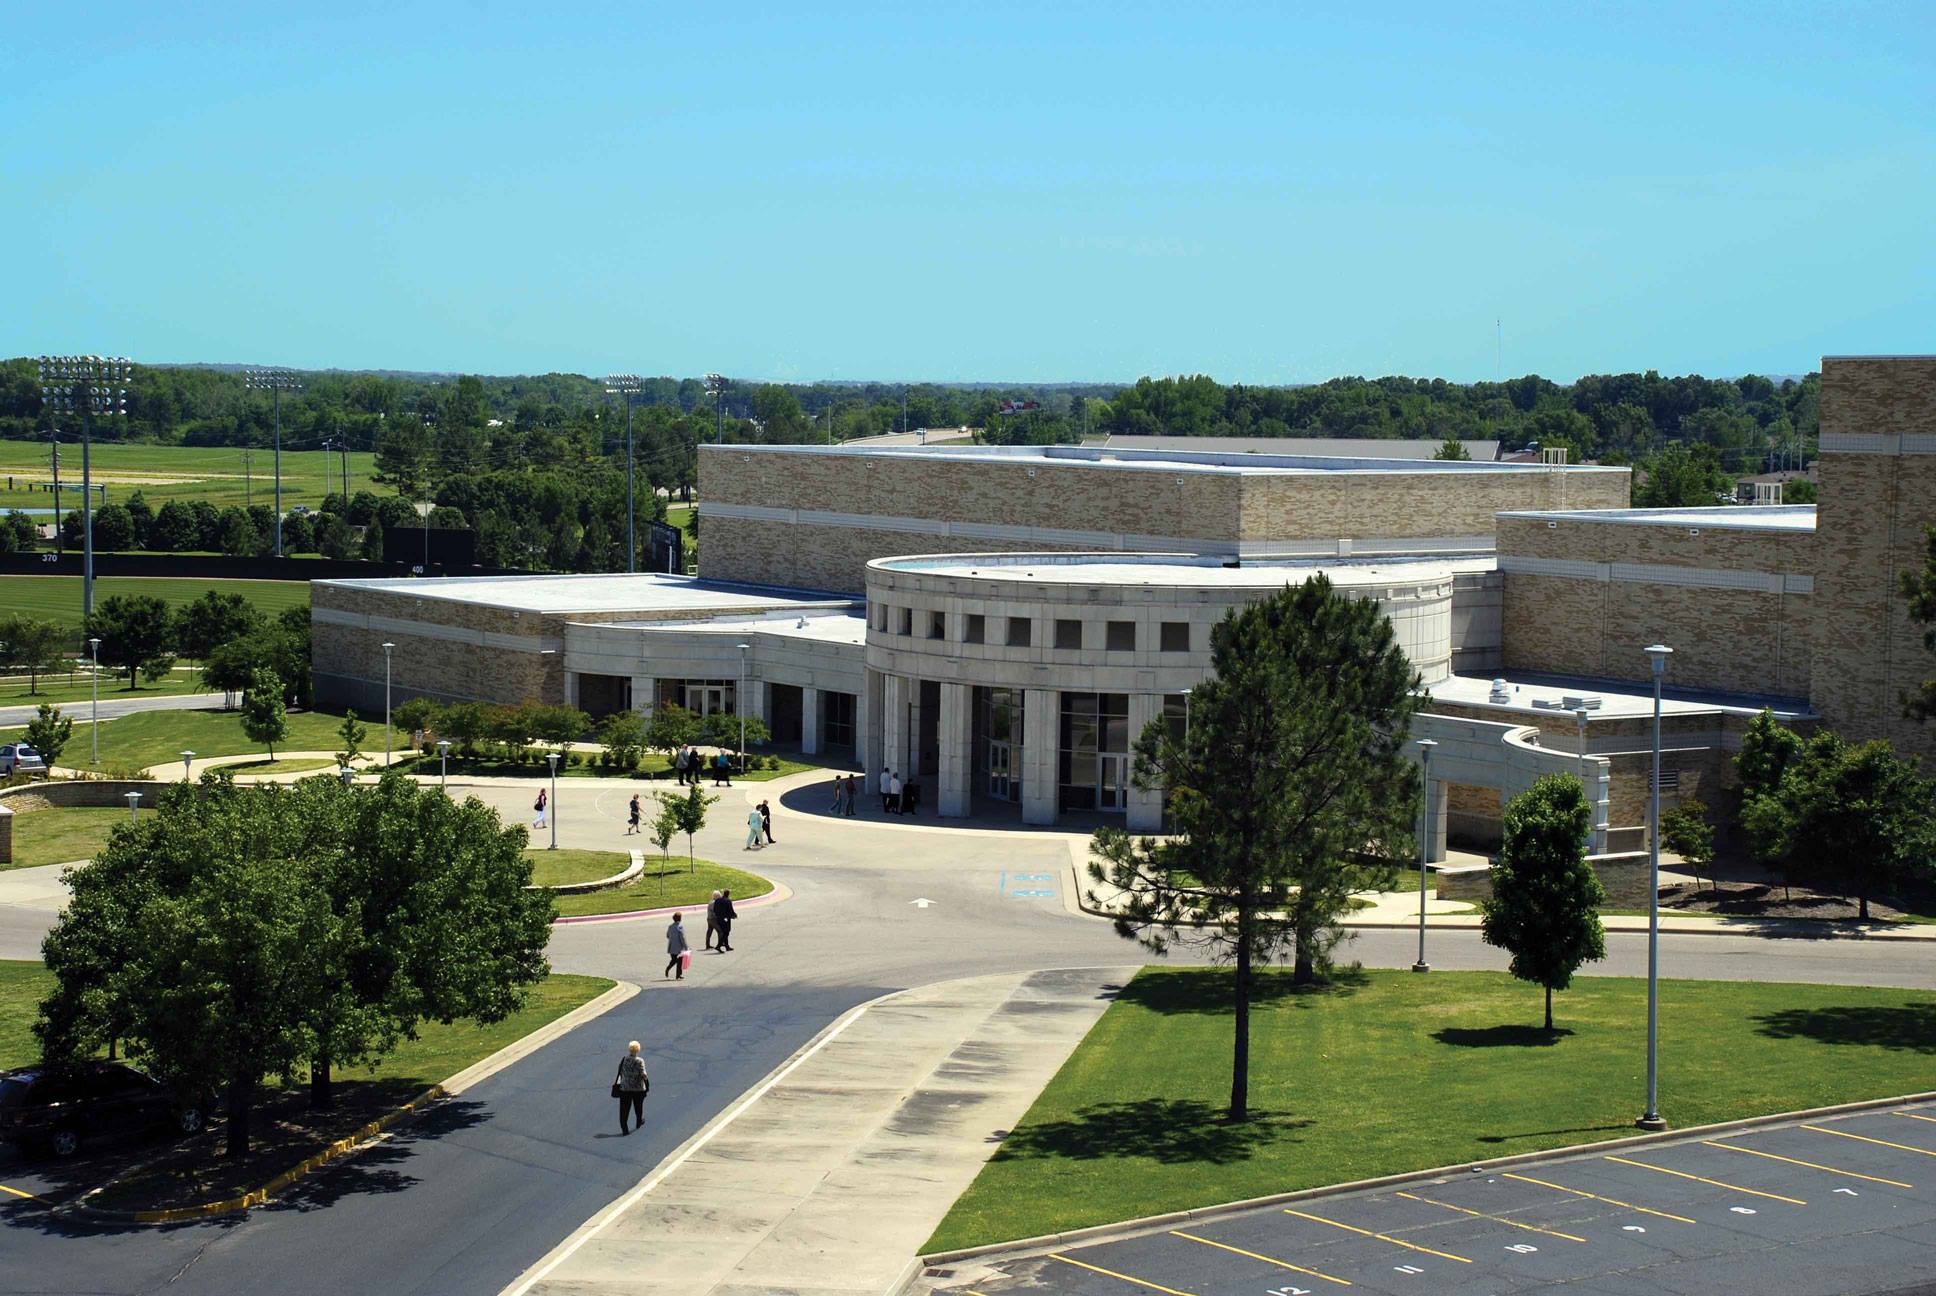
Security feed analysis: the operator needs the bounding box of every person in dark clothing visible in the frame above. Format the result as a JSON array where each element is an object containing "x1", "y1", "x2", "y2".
[
  {"x1": 758, "y1": 799, "x2": 776, "y2": 844},
  {"x1": 614, "y1": 1041, "x2": 649, "y2": 1133},
  {"x1": 845, "y1": 773, "x2": 858, "y2": 816},
  {"x1": 664, "y1": 913, "x2": 689, "y2": 979},
  {"x1": 712, "y1": 889, "x2": 737, "y2": 952}
]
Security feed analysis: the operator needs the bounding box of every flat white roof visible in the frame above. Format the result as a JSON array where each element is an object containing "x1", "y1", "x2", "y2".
[
  {"x1": 706, "y1": 442, "x2": 1626, "y2": 477},
  {"x1": 1430, "y1": 672, "x2": 1812, "y2": 720},
  {"x1": 876, "y1": 551, "x2": 1486, "y2": 588},
  {"x1": 315, "y1": 572, "x2": 850, "y2": 615},
  {"x1": 1499, "y1": 505, "x2": 1816, "y2": 532},
  {"x1": 620, "y1": 611, "x2": 868, "y2": 645}
]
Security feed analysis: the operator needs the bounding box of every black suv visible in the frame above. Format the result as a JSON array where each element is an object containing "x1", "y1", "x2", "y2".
[{"x1": 0, "y1": 1062, "x2": 205, "y2": 1157}]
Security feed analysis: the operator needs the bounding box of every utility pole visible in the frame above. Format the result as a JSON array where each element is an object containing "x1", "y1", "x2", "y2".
[
  {"x1": 245, "y1": 368, "x2": 302, "y2": 557},
  {"x1": 706, "y1": 373, "x2": 727, "y2": 444},
  {"x1": 49, "y1": 434, "x2": 61, "y2": 556},
  {"x1": 39, "y1": 356, "x2": 131, "y2": 619},
  {"x1": 604, "y1": 374, "x2": 643, "y2": 572},
  {"x1": 244, "y1": 447, "x2": 253, "y2": 508}
]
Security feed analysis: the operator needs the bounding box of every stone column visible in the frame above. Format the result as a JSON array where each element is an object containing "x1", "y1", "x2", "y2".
[
  {"x1": 564, "y1": 670, "x2": 581, "y2": 708},
  {"x1": 882, "y1": 673, "x2": 908, "y2": 780},
  {"x1": 1586, "y1": 756, "x2": 1611, "y2": 855},
  {"x1": 1021, "y1": 686, "x2": 1058, "y2": 826},
  {"x1": 861, "y1": 668, "x2": 883, "y2": 786},
  {"x1": 1416, "y1": 778, "x2": 1449, "y2": 864},
  {"x1": 938, "y1": 682, "x2": 972, "y2": 817},
  {"x1": 630, "y1": 673, "x2": 655, "y2": 715},
  {"x1": 801, "y1": 685, "x2": 822, "y2": 755},
  {"x1": 906, "y1": 683, "x2": 924, "y2": 780},
  {"x1": 1124, "y1": 693, "x2": 1165, "y2": 832},
  {"x1": 0, "y1": 805, "x2": 12, "y2": 867}
]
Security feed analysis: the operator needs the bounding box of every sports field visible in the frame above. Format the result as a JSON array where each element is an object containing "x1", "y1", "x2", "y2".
[
  {"x1": 0, "y1": 574, "x2": 311, "y2": 636},
  {"x1": 0, "y1": 439, "x2": 378, "y2": 513}
]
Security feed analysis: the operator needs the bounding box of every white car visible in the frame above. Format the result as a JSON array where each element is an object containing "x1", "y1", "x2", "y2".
[{"x1": 0, "y1": 744, "x2": 47, "y2": 775}]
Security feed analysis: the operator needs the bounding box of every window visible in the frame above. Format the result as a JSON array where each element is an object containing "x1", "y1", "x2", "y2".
[
  {"x1": 1106, "y1": 621, "x2": 1135, "y2": 652},
  {"x1": 1006, "y1": 616, "x2": 1032, "y2": 647},
  {"x1": 821, "y1": 690, "x2": 856, "y2": 751},
  {"x1": 1055, "y1": 619, "x2": 1083, "y2": 650},
  {"x1": 964, "y1": 614, "x2": 986, "y2": 644},
  {"x1": 897, "y1": 607, "x2": 913, "y2": 636},
  {"x1": 927, "y1": 610, "x2": 945, "y2": 640},
  {"x1": 1160, "y1": 621, "x2": 1191, "y2": 653},
  {"x1": 873, "y1": 604, "x2": 887, "y2": 631}
]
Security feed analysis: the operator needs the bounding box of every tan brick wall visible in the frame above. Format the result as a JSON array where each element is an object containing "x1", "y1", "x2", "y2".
[
  {"x1": 1241, "y1": 467, "x2": 1629, "y2": 542},
  {"x1": 1497, "y1": 514, "x2": 1815, "y2": 698},
  {"x1": 1807, "y1": 357, "x2": 1936, "y2": 761}
]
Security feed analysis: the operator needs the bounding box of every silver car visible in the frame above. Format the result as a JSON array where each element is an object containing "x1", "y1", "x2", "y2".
[{"x1": 0, "y1": 743, "x2": 47, "y2": 775}]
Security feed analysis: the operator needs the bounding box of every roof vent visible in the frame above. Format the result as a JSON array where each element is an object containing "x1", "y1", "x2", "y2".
[
  {"x1": 1489, "y1": 678, "x2": 1510, "y2": 703},
  {"x1": 1561, "y1": 694, "x2": 1603, "y2": 710}
]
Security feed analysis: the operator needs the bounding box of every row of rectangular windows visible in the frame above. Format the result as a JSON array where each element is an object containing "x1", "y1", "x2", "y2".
[{"x1": 872, "y1": 605, "x2": 1192, "y2": 653}]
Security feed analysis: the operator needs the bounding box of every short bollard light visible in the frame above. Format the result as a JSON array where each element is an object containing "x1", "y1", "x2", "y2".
[
  {"x1": 180, "y1": 750, "x2": 195, "y2": 781},
  {"x1": 125, "y1": 790, "x2": 141, "y2": 823}
]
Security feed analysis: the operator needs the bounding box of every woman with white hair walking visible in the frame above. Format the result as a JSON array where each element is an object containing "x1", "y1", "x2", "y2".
[{"x1": 613, "y1": 1041, "x2": 649, "y2": 1134}]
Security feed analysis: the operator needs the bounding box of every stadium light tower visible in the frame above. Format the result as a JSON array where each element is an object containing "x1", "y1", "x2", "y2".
[
  {"x1": 705, "y1": 373, "x2": 727, "y2": 444},
  {"x1": 244, "y1": 368, "x2": 303, "y2": 557},
  {"x1": 38, "y1": 355, "x2": 131, "y2": 620},
  {"x1": 604, "y1": 374, "x2": 643, "y2": 573}
]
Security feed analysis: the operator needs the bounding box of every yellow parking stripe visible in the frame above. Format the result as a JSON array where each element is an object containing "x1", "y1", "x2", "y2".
[
  {"x1": 1803, "y1": 1124, "x2": 1936, "y2": 1159},
  {"x1": 0, "y1": 1183, "x2": 43, "y2": 1202},
  {"x1": 1171, "y1": 1229, "x2": 1352, "y2": 1286},
  {"x1": 1501, "y1": 1171, "x2": 1696, "y2": 1224},
  {"x1": 1281, "y1": 1206, "x2": 1472, "y2": 1263},
  {"x1": 1893, "y1": 1112, "x2": 1936, "y2": 1127},
  {"x1": 1702, "y1": 1140, "x2": 1912, "y2": 1189},
  {"x1": 1394, "y1": 1189, "x2": 1587, "y2": 1242},
  {"x1": 1604, "y1": 1154, "x2": 1807, "y2": 1205},
  {"x1": 1050, "y1": 1253, "x2": 1198, "y2": 1295}
]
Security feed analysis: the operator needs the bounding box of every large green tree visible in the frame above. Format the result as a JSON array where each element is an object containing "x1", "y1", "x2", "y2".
[
  {"x1": 24, "y1": 702, "x2": 74, "y2": 769},
  {"x1": 172, "y1": 590, "x2": 264, "y2": 662},
  {"x1": 1900, "y1": 525, "x2": 1936, "y2": 724},
  {"x1": 1635, "y1": 442, "x2": 1734, "y2": 508},
  {"x1": 85, "y1": 594, "x2": 176, "y2": 687},
  {"x1": 0, "y1": 614, "x2": 69, "y2": 695},
  {"x1": 239, "y1": 668, "x2": 288, "y2": 759},
  {"x1": 1479, "y1": 776, "x2": 1607, "y2": 1031},
  {"x1": 1088, "y1": 576, "x2": 1423, "y2": 1120}
]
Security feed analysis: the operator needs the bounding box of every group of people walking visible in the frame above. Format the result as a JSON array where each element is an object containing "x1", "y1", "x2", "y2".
[
  {"x1": 661, "y1": 890, "x2": 738, "y2": 980},
  {"x1": 876, "y1": 768, "x2": 918, "y2": 815},
  {"x1": 744, "y1": 799, "x2": 776, "y2": 849},
  {"x1": 671, "y1": 744, "x2": 737, "y2": 787}
]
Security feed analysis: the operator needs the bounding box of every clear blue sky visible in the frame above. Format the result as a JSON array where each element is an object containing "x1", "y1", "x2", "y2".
[{"x1": 4, "y1": 2, "x2": 1931, "y2": 384}]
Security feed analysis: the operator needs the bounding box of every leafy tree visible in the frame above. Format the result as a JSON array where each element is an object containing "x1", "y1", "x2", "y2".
[
  {"x1": 91, "y1": 503, "x2": 134, "y2": 551},
  {"x1": 317, "y1": 514, "x2": 356, "y2": 559},
  {"x1": 280, "y1": 512, "x2": 315, "y2": 554},
  {"x1": 645, "y1": 702, "x2": 699, "y2": 758},
  {"x1": 662, "y1": 783, "x2": 718, "y2": 871},
  {"x1": 530, "y1": 704, "x2": 592, "y2": 755},
  {"x1": 172, "y1": 590, "x2": 264, "y2": 661},
  {"x1": 336, "y1": 710, "x2": 367, "y2": 766},
  {"x1": 148, "y1": 500, "x2": 199, "y2": 552},
  {"x1": 217, "y1": 507, "x2": 262, "y2": 557},
  {"x1": 24, "y1": 702, "x2": 73, "y2": 768},
  {"x1": 373, "y1": 417, "x2": 439, "y2": 497},
  {"x1": 123, "y1": 491, "x2": 154, "y2": 548},
  {"x1": 1635, "y1": 442, "x2": 1734, "y2": 508},
  {"x1": 1088, "y1": 575, "x2": 1423, "y2": 1120},
  {"x1": 1659, "y1": 799, "x2": 1715, "y2": 895},
  {"x1": 440, "y1": 701, "x2": 489, "y2": 756},
  {"x1": 0, "y1": 509, "x2": 40, "y2": 555},
  {"x1": 698, "y1": 709, "x2": 770, "y2": 757},
  {"x1": 0, "y1": 614, "x2": 69, "y2": 694},
  {"x1": 1735, "y1": 709, "x2": 1806, "y2": 897},
  {"x1": 360, "y1": 515, "x2": 385, "y2": 561},
  {"x1": 1433, "y1": 434, "x2": 1471, "y2": 461},
  {"x1": 649, "y1": 800, "x2": 680, "y2": 898},
  {"x1": 595, "y1": 709, "x2": 647, "y2": 769},
  {"x1": 86, "y1": 594, "x2": 175, "y2": 687},
  {"x1": 394, "y1": 697, "x2": 443, "y2": 743},
  {"x1": 1480, "y1": 776, "x2": 1607, "y2": 1031},
  {"x1": 239, "y1": 668, "x2": 288, "y2": 759},
  {"x1": 1782, "y1": 479, "x2": 1817, "y2": 505},
  {"x1": 1900, "y1": 525, "x2": 1936, "y2": 724}
]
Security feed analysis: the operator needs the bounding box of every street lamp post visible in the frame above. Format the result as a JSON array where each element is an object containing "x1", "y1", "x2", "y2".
[
  {"x1": 1181, "y1": 687, "x2": 1192, "y2": 739},
  {"x1": 382, "y1": 642, "x2": 395, "y2": 765},
  {"x1": 437, "y1": 738, "x2": 451, "y2": 790},
  {"x1": 706, "y1": 373, "x2": 727, "y2": 443},
  {"x1": 38, "y1": 356, "x2": 131, "y2": 619},
  {"x1": 1413, "y1": 738, "x2": 1437, "y2": 973},
  {"x1": 244, "y1": 368, "x2": 303, "y2": 557},
  {"x1": 125, "y1": 791, "x2": 141, "y2": 823},
  {"x1": 88, "y1": 637, "x2": 101, "y2": 764},
  {"x1": 605, "y1": 375, "x2": 642, "y2": 572},
  {"x1": 737, "y1": 642, "x2": 750, "y2": 772},
  {"x1": 181, "y1": 750, "x2": 195, "y2": 781},
  {"x1": 1638, "y1": 643, "x2": 1673, "y2": 1132},
  {"x1": 1575, "y1": 705, "x2": 1593, "y2": 845},
  {"x1": 413, "y1": 499, "x2": 434, "y2": 572},
  {"x1": 546, "y1": 751, "x2": 560, "y2": 850}
]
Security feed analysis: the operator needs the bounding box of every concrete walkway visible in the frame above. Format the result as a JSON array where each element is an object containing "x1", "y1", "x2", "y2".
[{"x1": 506, "y1": 967, "x2": 1135, "y2": 1296}]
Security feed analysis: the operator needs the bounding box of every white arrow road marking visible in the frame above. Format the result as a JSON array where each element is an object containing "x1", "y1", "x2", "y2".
[{"x1": 909, "y1": 897, "x2": 935, "y2": 909}]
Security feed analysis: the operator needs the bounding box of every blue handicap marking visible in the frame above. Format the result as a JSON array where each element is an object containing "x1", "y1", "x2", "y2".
[
  {"x1": 1010, "y1": 873, "x2": 1054, "y2": 881},
  {"x1": 1010, "y1": 889, "x2": 1054, "y2": 898}
]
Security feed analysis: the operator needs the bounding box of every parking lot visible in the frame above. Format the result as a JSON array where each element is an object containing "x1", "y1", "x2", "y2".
[{"x1": 934, "y1": 1099, "x2": 1936, "y2": 1296}]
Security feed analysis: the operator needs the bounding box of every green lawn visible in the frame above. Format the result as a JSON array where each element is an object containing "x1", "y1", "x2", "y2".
[
  {"x1": 4, "y1": 805, "x2": 129, "y2": 870},
  {"x1": 0, "y1": 574, "x2": 311, "y2": 637},
  {"x1": 552, "y1": 857, "x2": 772, "y2": 917},
  {"x1": 1, "y1": 667, "x2": 209, "y2": 707},
  {"x1": 0, "y1": 961, "x2": 50, "y2": 1069},
  {"x1": 0, "y1": 439, "x2": 379, "y2": 513},
  {"x1": 525, "y1": 848, "x2": 631, "y2": 888},
  {"x1": 54, "y1": 705, "x2": 355, "y2": 773},
  {"x1": 928, "y1": 968, "x2": 1936, "y2": 1252}
]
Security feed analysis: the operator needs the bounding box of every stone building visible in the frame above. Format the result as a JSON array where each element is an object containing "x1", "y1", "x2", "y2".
[{"x1": 307, "y1": 355, "x2": 1936, "y2": 850}]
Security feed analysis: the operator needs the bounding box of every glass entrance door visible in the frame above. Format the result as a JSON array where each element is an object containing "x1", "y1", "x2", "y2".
[
  {"x1": 987, "y1": 740, "x2": 1016, "y2": 800},
  {"x1": 1098, "y1": 755, "x2": 1128, "y2": 811}
]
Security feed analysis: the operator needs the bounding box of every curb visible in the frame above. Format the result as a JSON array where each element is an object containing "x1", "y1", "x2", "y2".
[
  {"x1": 913, "y1": 1087, "x2": 1936, "y2": 1271},
  {"x1": 56, "y1": 978, "x2": 641, "y2": 1226},
  {"x1": 530, "y1": 851, "x2": 645, "y2": 896},
  {"x1": 1066, "y1": 859, "x2": 1936, "y2": 942},
  {"x1": 552, "y1": 879, "x2": 792, "y2": 925}
]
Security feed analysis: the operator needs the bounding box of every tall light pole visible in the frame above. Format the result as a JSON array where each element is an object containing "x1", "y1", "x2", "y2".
[
  {"x1": 546, "y1": 751, "x2": 560, "y2": 850},
  {"x1": 244, "y1": 369, "x2": 303, "y2": 557},
  {"x1": 437, "y1": 738, "x2": 451, "y2": 790},
  {"x1": 1575, "y1": 705, "x2": 1592, "y2": 846},
  {"x1": 39, "y1": 356, "x2": 131, "y2": 619},
  {"x1": 382, "y1": 641, "x2": 395, "y2": 765},
  {"x1": 414, "y1": 499, "x2": 434, "y2": 572},
  {"x1": 1413, "y1": 738, "x2": 1437, "y2": 973},
  {"x1": 605, "y1": 375, "x2": 642, "y2": 572},
  {"x1": 88, "y1": 637, "x2": 101, "y2": 765},
  {"x1": 737, "y1": 642, "x2": 750, "y2": 769},
  {"x1": 1638, "y1": 643, "x2": 1673, "y2": 1132},
  {"x1": 706, "y1": 373, "x2": 727, "y2": 444}
]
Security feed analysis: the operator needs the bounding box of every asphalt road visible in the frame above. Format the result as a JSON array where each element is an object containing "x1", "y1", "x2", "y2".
[
  {"x1": 2, "y1": 771, "x2": 1933, "y2": 1296},
  {"x1": 950, "y1": 1099, "x2": 1936, "y2": 1296},
  {"x1": 0, "y1": 692, "x2": 223, "y2": 730}
]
